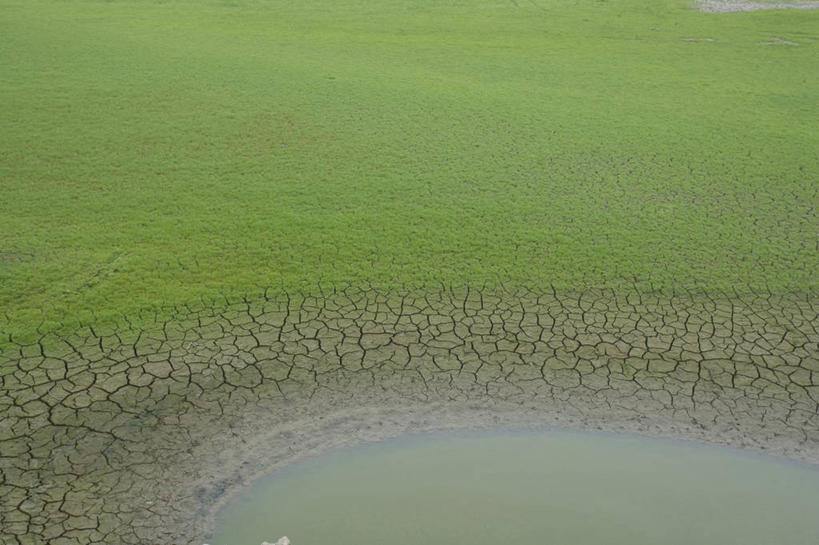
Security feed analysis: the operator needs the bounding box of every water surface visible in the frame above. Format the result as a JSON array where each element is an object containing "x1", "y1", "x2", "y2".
[{"x1": 210, "y1": 431, "x2": 819, "y2": 545}]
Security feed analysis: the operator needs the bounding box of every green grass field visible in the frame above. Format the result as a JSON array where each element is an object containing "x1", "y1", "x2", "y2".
[{"x1": 1, "y1": 0, "x2": 817, "y2": 343}]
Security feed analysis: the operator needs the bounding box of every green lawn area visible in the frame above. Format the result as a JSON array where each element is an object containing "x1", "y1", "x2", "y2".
[{"x1": 1, "y1": 0, "x2": 817, "y2": 343}]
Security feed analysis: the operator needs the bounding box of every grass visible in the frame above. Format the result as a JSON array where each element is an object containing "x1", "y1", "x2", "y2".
[{"x1": 1, "y1": 0, "x2": 817, "y2": 344}]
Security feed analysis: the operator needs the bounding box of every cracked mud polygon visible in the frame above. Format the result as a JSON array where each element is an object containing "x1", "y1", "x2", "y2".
[{"x1": 2, "y1": 288, "x2": 818, "y2": 544}]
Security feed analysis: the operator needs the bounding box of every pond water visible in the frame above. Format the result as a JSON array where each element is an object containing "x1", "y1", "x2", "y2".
[{"x1": 208, "y1": 430, "x2": 819, "y2": 545}]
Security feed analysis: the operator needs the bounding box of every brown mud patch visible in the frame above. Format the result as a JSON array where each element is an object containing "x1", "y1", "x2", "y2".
[{"x1": 1, "y1": 288, "x2": 818, "y2": 544}]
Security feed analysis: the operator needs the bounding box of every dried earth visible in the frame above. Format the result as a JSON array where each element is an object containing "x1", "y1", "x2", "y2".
[
  {"x1": 697, "y1": 0, "x2": 819, "y2": 12},
  {"x1": 1, "y1": 288, "x2": 818, "y2": 545}
]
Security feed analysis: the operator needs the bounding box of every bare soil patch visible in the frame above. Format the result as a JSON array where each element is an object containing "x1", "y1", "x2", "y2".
[{"x1": 698, "y1": 0, "x2": 819, "y2": 12}]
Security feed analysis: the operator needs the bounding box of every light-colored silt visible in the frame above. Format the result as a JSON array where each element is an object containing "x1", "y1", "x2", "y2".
[{"x1": 697, "y1": 0, "x2": 819, "y2": 12}]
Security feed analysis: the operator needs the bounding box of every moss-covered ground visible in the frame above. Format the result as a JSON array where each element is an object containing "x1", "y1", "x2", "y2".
[{"x1": 1, "y1": 0, "x2": 817, "y2": 342}]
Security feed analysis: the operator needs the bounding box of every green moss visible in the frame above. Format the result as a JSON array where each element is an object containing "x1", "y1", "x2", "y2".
[{"x1": 1, "y1": 0, "x2": 817, "y2": 342}]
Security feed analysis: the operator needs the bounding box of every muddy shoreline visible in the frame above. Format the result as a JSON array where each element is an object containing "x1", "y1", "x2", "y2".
[
  {"x1": 1, "y1": 288, "x2": 817, "y2": 544},
  {"x1": 199, "y1": 397, "x2": 819, "y2": 544}
]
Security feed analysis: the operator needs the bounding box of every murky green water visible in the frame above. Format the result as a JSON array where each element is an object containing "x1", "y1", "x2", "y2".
[{"x1": 209, "y1": 431, "x2": 819, "y2": 545}]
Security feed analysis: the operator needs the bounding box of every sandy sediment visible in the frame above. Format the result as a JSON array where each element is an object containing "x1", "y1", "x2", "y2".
[
  {"x1": 1, "y1": 287, "x2": 817, "y2": 544},
  {"x1": 697, "y1": 0, "x2": 819, "y2": 12}
]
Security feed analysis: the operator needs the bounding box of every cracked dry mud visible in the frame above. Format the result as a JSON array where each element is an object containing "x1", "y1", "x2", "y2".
[{"x1": 1, "y1": 288, "x2": 818, "y2": 545}]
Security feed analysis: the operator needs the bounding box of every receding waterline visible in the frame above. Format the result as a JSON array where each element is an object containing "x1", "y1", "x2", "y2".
[{"x1": 209, "y1": 430, "x2": 819, "y2": 545}]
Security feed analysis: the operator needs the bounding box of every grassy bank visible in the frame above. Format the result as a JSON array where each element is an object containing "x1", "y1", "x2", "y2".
[{"x1": 1, "y1": 0, "x2": 817, "y2": 343}]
